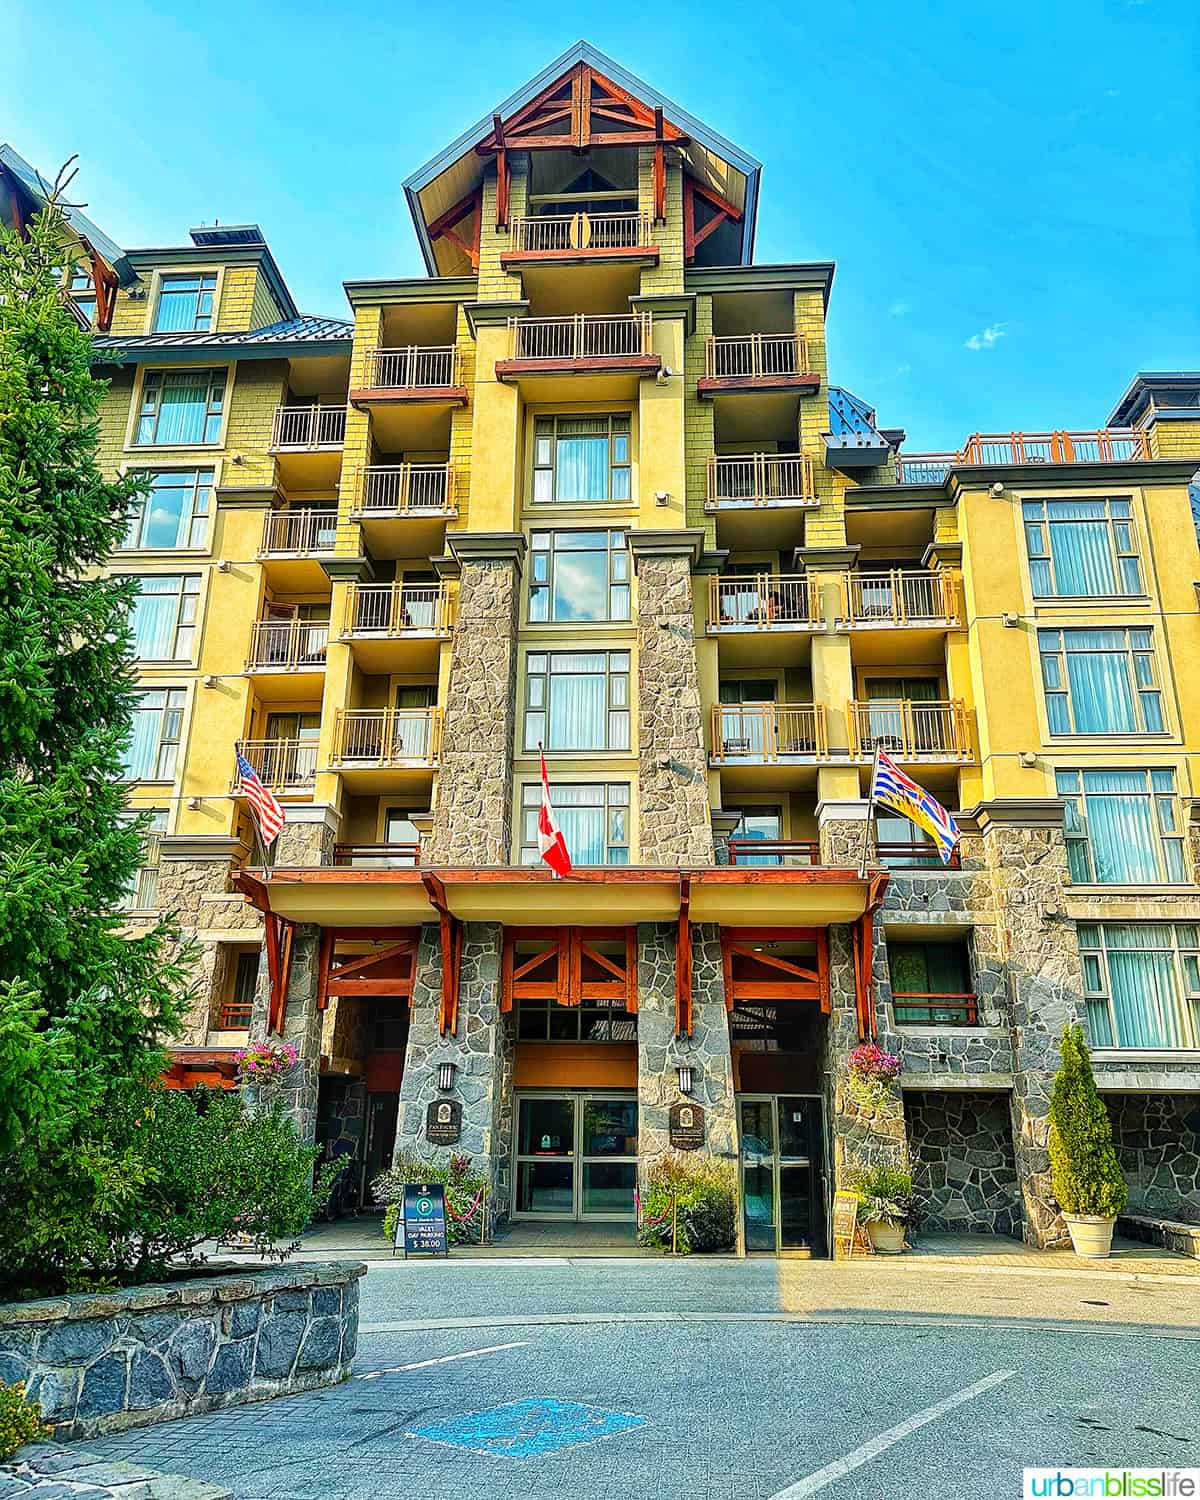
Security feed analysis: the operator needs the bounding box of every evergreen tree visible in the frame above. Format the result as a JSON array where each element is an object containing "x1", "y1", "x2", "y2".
[
  {"x1": 1048, "y1": 1023, "x2": 1128, "y2": 1218},
  {"x1": 0, "y1": 173, "x2": 189, "y2": 1277}
]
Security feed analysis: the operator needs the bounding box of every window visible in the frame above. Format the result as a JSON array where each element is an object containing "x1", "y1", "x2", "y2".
[
  {"x1": 1057, "y1": 769, "x2": 1186, "y2": 884},
  {"x1": 124, "y1": 809, "x2": 167, "y2": 911},
  {"x1": 524, "y1": 651, "x2": 630, "y2": 752},
  {"x1": 529, "y1": 530, "x2": 630, "y2": 622},
  {"x1": 887, "y1": 940, "x2": 977, "y2": 1025},
  {"x1": 134, "y1": 369, "x2": 225, "y2": 446},
  {"x1": 124, "y1": 688, "x2": 186, "y2": 780},
  {"x1": 126, "y1": 574, "x2": 201, "y2": 660},
  {"x1": 218, "y1": 949, "x2": 260, "y2": 1030},
  {"x1": 122, "y1": 469, "x2": 213, "y2": 550},
  {"x1": 64, "y1": 266, "x2": 96, "y2": 325},
  {"x1": 1038, "y1": 628, "x2": 1164, "y2": 735},
  {"x1": 516, "y1": 992, "x2": 637, "y2": 1042},
  {"x1": 154, "y1": 272, "x2": 218, "y2": 333},
  {"x1": 1023, "y1": 499, "x2": 1143, "y2": 597},
  {"x1": 520, "y1": 782, "x2": 629, "y2": 865},
  {"x1": 532, "y1": 414, "x2": 630, "y2": 503},
  {"x1": 1079, "y1": 923, "x2": 1200, "y2": 1049}
]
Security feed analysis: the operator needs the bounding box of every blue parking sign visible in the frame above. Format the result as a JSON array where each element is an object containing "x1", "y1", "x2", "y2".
[{"x1": 397, "y1": 1182, "x2": 448, "y2": 1257}]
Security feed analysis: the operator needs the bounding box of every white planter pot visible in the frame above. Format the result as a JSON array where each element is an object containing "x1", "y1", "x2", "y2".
[
  {"x1": 865, "y1": 1220, "x2": 906, "y2": 1255},
  {"x1": 1064, "y1": 1213, "x2": 1116, "y2": 1259}
]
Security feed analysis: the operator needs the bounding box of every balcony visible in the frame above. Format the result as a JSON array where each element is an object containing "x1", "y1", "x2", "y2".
[
  {"x1": 331, "y1": 709, "x2": 441, "y2": 789},
  {"x1": 270, "y1": 404, "x2": 346, "y2": 451},
  {"x1": 711, "y1": 703, "x2": 828, "y2": 764},
  {"x1": 840, "y1": 570, "x2": 960, "y2": 629},
  {"x1": 727, "y1": 839, "x2": 820, "y2": 867},
  {"x1": 877, "y1": 840, "x2": 962, "y2": 871},
  {"x1": 333, "y1": 842, "x2": 421, "y2": 868},
  {"x1": 892, "y1": 991, "x2": 979, "y2": 1026},
  {"x1": 698, "y1": 334, "x2": 819, "y2": 397},
  {"x1": 235, "y1": 739, "x2": 318, "y2": 795},
  {"x1": 847, "y1": 700, "x2": 973, "y2": 763},
  {"x1": 258, "y1": 509, "x2": 341, "y2": 589},
  {"x1": 706, "y1": 453, "x2": 818, "y2": 511},
  {"x1": 350, "y1": 346, "x2": 466, "y2": 406},
  {"x1": 341, "y1": 582, "x2": 452, "y2": 671},
  {"x1": 350, "y1": 463, "x2": 455, "y2": 519},
  {"x1": 895, "y1": 428, "x2": 1151, "y2": 484},
  {"x1": 707, "y1": 576, "x2": 821, "y2": 659},
  {"x1": 502, "y1": 212, "x2": 657, "y2": 267},
  {"x1": 244, "y1": 617, "x2": 329, "y2": 700},
  {"x1": 496, "y1": 313, "x2": 659, "y2": 389}
]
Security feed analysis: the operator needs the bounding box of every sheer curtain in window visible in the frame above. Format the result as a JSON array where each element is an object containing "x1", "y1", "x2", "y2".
[
  {"x1": 1064, "y1": 633, "x2": 1136, "y2": 732},
  {"x1": 155, "y1": 288, "x2": 195, "y2": 333},
  {"x1": 552, "y1": 786, "x2": 605, "y2": 863},
  {"x1": 555, "y1": 420, "x2": 609, "y2": 500},
  {"x1": 131, "y1": 584, "x2": 178, "y2": 659},
  {"x1": 1105, "y1": 927, "x2": 1186, "y2": 1047},
  {"x1": 1048, "y1": 502, "x2": 1118, "y2": 595},
  {"x1": 124, "y1": 703, "x2": 159, "y2": 779},
  {"x1": 155, "y1": 376, "x2": 208, "y2": 445},
  {"x1": 1084, "y1": 772, "x2": 1159, "y2": 883},
  {"x1": 549, "y1": 657, "x2": 606, "y2": 748}
]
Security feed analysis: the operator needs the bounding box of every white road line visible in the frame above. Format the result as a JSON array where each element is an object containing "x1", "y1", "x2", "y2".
[
  {"x1": 768, "y1": 1369, "x2": 1017, "y2": 1499},
  {"x1": 355, "y1": 1340, "x2": 529, "y2": 1380}
]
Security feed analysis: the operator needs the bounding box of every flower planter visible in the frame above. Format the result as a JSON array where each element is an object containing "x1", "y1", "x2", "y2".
[
  {"x1": 1064, "y1": 1213, "x2": 1116, "y2": 1259},
  {"x1": 864, "y1": 1220, "x2": 906, "y2": 1255}
]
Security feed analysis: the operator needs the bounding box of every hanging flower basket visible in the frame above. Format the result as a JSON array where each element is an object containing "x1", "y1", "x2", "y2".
[
  {"x1": 846, "y1": 1042, "x2": 903, "y2": 1107},
  {"x1": 234, "y1": 1041, "x2": 297, "y2": 1093}
]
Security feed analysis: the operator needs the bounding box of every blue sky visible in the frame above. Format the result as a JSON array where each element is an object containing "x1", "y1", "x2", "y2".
[{"x1": 3, "y1": 0, "x2": 1197, "y2": 448}]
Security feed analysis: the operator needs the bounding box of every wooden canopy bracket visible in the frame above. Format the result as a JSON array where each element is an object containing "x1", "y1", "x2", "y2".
[
  {"x1": 422, "y1": 874, "x2": 462, "y2": 1036},
  {"x1": 264, "y1": 913, "x2": 295, "y2": 1035},
  {"x1": 653, "y1": 106, "x2": 666, "y2": 223},
  {"x1": 427, "y1": 188, "x2": 482, "y2": 270},
  {"x1": 493, "y1": 114, "x2": 509, "y2": 227},
  {"x1": 852, "y1": 872, "x2": 891, "y2": 1040},
  {"x1": 675, "y1": 878, "x2": 693, "y2": 1037},
  {"x1": 683, "y1": 176, "x2": 743, "y2": 262},
  {"x1": 85, "y1": 242, "x2": 119, "y2": 332}
]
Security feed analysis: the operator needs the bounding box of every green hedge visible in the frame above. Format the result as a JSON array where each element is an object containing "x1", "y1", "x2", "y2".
[{"x1": 637, "y1": 1154, "x2": 737, "y2": 1254}]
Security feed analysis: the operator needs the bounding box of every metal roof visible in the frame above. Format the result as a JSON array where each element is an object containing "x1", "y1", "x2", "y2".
[
  {"x1": 91, "y1": 314, "x2": 352, "y2": 361},
  {"x1": 1108, "y1": 371, "x2": 1200, "y2": 427},
  {"x1": 0, "y1": 143, "x2": 133, "y2": 283}
]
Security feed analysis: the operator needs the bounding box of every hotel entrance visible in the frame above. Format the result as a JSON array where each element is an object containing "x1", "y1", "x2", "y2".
[
  {"x1": 512, "y1": 1093, "x2": 638, "y2": 1221},
  {"x1": 738, "y1": 1094, "x2": 828, "y2": 1255}
]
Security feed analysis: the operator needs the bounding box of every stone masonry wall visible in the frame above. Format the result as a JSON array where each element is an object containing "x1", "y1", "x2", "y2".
[
  {"x1": 636, "y1": 923, "x2": 736, "y2": 1180},
  {"x1": 634, "y1": 552, "x2": 713, "y2": 864},
  {"x1": 1108, "y1": 1093, "x2": 1200, "y2": 1223},
  {"x1": 428, "y1": 552, "x2": 521, "y2": 865},
  {"x1": 906, "y1": 1090, "x2": 1022, "y2": 1237},
  {"x1": 248, "y1": 923, "x2": 324, "y2": 1145},
  {"x1": 0, "y1": 1263, "x2": 364, "y2": 1441}
]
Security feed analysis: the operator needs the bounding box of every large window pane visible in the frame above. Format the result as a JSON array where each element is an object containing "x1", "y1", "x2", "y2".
[
  {"x1": 1080, "y1": 923, "x2": 1199, "y2": 1049},
  {"x1": 532, "y1": 415, "x2": 631, "y2": 503},
  {"x1": 1039, "y1": 629, "x2": 1164, "y2": 735},
  {"x1": 1024, "y1": 499, "x2": 1143, "y2": 597},
  {"x1": 526, "y1": 651, "x2": 631, "y2": 752}
]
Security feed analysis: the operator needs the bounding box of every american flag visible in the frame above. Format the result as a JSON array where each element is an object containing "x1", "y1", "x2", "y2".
[{"x1": 235, "y1": 750, "x2": 286, "y2": 846}]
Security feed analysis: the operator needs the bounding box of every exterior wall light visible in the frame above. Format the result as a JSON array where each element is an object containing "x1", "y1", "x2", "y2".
[
  {"x1": 676, "y1": 1063, "x2": 693, "y2": 1095},
  {"x1": 437, "y1": 1060, "x2": 457, "y2": 1092}
]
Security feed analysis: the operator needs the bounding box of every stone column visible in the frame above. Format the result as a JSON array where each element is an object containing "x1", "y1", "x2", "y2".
[
  {"x1": 394, "y1": 923, "x2": 515, "y2": 1218},
  {"x1": 817, "y1": 797, "x2": 871, "y2": 869},
  {"x1": 273, "y1": 804, "x2": 338, "y2": 868},
  {"x1": 628, "y1": 530, "x2": 713, "y2": 865},
  {"x1": 247, "y1": 921, "x2": 324, "y2": 1145},
  {"x1": 427, "y1": 534, "x2": 525, "y2": 866},
  {"x1": 974, "y1": 799, "x2": 1083, "y2": 1247},
  {"x1": 636, "y1": 923, "x2": 737, "y2": 1184}
]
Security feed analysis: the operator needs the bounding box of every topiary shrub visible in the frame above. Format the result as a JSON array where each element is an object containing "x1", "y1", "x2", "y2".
[
  {"x1": 0, "y1": 1381, "x2": 48, "y2": 1461},
  {"x1": 637, "y1": 1154, "x2": 737, "y2": 1254},
  {"x1": 1048, "y1": 1024, "x2": 1128, "y2": 1218}
]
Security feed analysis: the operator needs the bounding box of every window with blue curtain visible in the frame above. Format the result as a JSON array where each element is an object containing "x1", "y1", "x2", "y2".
[
  {"x1": 520, "y1": 782, "x2": 629, "y2": 864},
  {"x1": 154, "y1": 273, "x2": 217, "y2": 333},
  {"x1": 1039, "y1": 628, "x2": 1164, "y2": 734},
  {"x1": 524, "y1": 651, "x2": 630, "y2": 752},
  {"x1": 122, "y1": 689, "x2": 186, "y2": 781},
  {"x1": 532, "y1": 415, "x2": 631, "y2": 503},
  {"x1": 1079, "y1": 923, "x2": 1200, "y2": 1049},
  {"x1": 1023, "y1": 499, "x2": 1143, "y2": 597},
  {"x1": 1057, "y1": 768, "x2": 1186, "y2": 883},
  {"x1": 135, "y1": 371, "x2": 225, "y2": 446},
  {"x1": 127, "y1": 575, "x2": 200, "y2": 660}
]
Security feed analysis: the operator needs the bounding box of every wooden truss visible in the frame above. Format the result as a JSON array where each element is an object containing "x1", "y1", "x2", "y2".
[
  {"x1": 315, "y1": 928, "x2": 419, "y2": 1009},
  {"x1": 500, "y1": 926, "x2": 637, "y2": 1013},
  {"x1": 720, "y1": 929, "x2": 830, "y2": 1016},
  {"x1": 426, "y1": 187, "x2": 482, "y2": 269},
  {"x1": 683, "y1": 176, "x2": 742, "y2": 263}
]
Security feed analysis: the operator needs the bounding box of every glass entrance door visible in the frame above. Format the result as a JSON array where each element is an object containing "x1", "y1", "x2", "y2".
[
  {"x1": 738, "y1": 1094, "x2": 827, "y2": 1255},
  {"x1": 514, "y1": 1093, "x2": 637, "y2": 1220}
]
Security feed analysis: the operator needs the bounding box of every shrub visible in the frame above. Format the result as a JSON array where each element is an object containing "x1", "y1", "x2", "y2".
[
  {"x1": 637, "y1": 1154, "x2": 737, "y2": 1254},
  {"x1": 0, "y1": 1381, "x2": 48, "y2": 1461},
  {"x1": 845, "y1": 1162, "x2": 915, "y2": 1226},
  {"x1": 0, "y1": 1085, "x2": 333, "y2": 1299},
  {"x1": 373, "y1": 1152, "x2": 489, "y2": 1246},
  {"x1": 1049, "y1": 1024, "x2": 1128, "y2": 1218}
]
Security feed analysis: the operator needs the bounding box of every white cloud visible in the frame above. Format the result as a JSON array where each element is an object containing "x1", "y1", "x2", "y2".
[
  {"x1": 890, "y1": 300, "x2": 910, "y2": 318},
  {"x1": 964, "y1": 322, "x2": 1006, "y2": 351},
  {"x1": 895, "y1": 363, "x2": 912, "y2": 377}
]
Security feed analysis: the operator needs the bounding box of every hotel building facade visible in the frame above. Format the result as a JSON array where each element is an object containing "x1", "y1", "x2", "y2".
[{"x1": 6, "y1": 44, "x2": 1200, "y2": 1251}]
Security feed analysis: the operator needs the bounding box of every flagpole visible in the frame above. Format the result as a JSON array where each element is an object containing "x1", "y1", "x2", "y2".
[
  {"x1": 858, "y1": 744, "x2": 881, "y2": 880},
  {"x1": 247, "y1": 806, "x2": 273, "y2": 883}
]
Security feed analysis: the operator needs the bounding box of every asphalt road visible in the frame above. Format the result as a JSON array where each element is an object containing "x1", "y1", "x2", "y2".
[{"x1": 84, "y1": 1258, "x2": 1200, "y2": 1500}]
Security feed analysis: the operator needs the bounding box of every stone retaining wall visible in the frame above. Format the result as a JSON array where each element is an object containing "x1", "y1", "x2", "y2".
[
  {"x1": 906, "y1": 1089, "x2": 1022, "y2": 1237},
  {"x1": 0, "y1": 1262, "x2": 364, "y2": 1441}
]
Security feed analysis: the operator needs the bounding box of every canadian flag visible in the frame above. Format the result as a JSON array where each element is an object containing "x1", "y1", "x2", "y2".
[{"x1": 537, "y1": 747, "x2": 572, "y2": 877}]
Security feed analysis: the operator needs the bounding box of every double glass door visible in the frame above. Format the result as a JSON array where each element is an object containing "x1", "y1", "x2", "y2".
[
  {"x1": 514, "y1": 1093, "x2": 638, "y2": 1220},
  {"x1": 739, "y1": 1095, "x2": 827, "y2": 1255}
]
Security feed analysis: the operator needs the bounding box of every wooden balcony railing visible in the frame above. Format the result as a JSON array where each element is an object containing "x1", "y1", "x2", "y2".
[
  {"x1": 259, "y1": 509, "x2": 339, "y2": 555},
  {"x1": 508, "y1": 211, "x2": 653, "y2": 254},
  {"x1": 848, "y1": 700, "x2": 972, "y2": 760},
  {"x1": 245, "y1": 618, "x2": 330, "y2": 672},
  {"x1": 708, "y1": 574, "x2": 820, "y2": 630},
  {"x1": 235, "y1": 739, "x2": 319, "y2": 791},
  {"x1": 270, "y1": 404, "x2": 346, "y2": 450},
  {"x1": 876, "y1": 840, "x2": 962, "y2": 870},
  {"x1": 841, "y1": 570, "x2": 959, "y2": 626},
  {"x1": 711, "y1": 703, "x2": 827, "y2": 761},
  {"x1": 353, "y1": 463, "x2": 455, "y2": 517},
  {"x1": 507, "y1": 312, "x2": 653, "y2": 360},
  {"x1": 333, "y1": 842, "x2": 421, "y2": 868},
  {"x1": 331, "y1": 708, "x2": 441, "y2": 767},
  {"x1": 216, "y1": 997, "x2": 254, "y2": 1030},
  {"x1": 705, "y1": 453, "x2": 817, "y2": 508},
  {"x1": 343, "y1": 583, "x2": 452, "y2": 637},
  {"x1": 892, "y1": 992, "x2": 979, "y2": 1026},
  {"x1": 362, "y1": 345, "x2": 459, "y2": 389},
  {"x1": 727, "y1": 839, "x2": 821, "y2": 866},
  {"x1": 896, "y1": 428, "x2": 1150, "y2": 483},
  {"x1": 705, "y1": 333, "x2": 809, "y2": 379}
]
